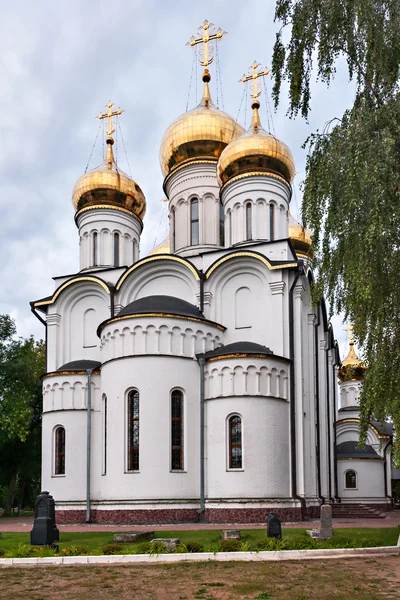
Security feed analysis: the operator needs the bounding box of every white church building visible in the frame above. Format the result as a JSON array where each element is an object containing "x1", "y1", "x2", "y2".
[{"x1": 31, "y1": 25, "x2": 392, "y2": 523}]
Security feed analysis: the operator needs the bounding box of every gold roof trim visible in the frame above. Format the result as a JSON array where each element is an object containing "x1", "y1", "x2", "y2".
[
  {"x1": 75, "y1": 203, "x2": 144, "y2": 225},
  {"x1": 205, "y1": 251, "x2": 297, "y2": 279},
  {"x1": 34, "y1": 277, "x2": 111, "y2": 307},
  {"x1": 100, "y1": 312, "x2": 225, "y2": 332},
  {"x1": 43, "y1": 370, "x2": 101, "y2": 378},
  {"x1": 219, "y1": 169, "x2": 290, "y2": 193},
  {"x1": 336, "y1": 418, "x2": 390, "y2": 440},
  {"x1": 116, "y1": 255, "x2": 200, "y2": 290},
  {"x1": 207, "y1": 352, "x2": 271, "y2": 362}
]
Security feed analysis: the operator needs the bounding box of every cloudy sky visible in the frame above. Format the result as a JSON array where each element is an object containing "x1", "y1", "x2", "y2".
[{"x1": 0, "y1": 0, "x2": 356, "y2": 356}]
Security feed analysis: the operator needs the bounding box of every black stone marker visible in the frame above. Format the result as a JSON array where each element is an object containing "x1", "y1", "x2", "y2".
[
  {"x1": 267, "y1": 512, "x2": 282, "y2": 539},
  {"x1": 30, "y1": 491, "x2": 59, "y2": 546}
]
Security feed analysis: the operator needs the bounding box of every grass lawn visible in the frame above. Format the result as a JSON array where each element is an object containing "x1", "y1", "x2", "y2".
[
  {"x1": 0, "y1": 527, "x2": 398, "y2": 554},
  {"x1": 0, "y1": 556, "x2": 399, "y2": 599}
]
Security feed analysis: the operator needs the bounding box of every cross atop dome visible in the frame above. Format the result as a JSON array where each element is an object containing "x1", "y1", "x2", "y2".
[
  {"x1": 240, "y1": 61, "x2": 270, "y2": 101},
  {"x1": 186, "y1": 19, "x2": 227, "y2": 70},
  {"x1": 96, "y1": 101, "x2": 124, "y2": 139}
]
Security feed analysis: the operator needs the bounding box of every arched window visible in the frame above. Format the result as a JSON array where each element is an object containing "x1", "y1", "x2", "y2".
[
  {"x1": 228, "y1": 415, "x2": 242, "y2": 469},
  {"x1": 190, "y1": 198, "x2": 199, "y2": 245},
  {"x1": 219, "y1": 202, "x2": 225, "y2": 246},
  {"x1": 92, "y1": 232, "x2": 98, "y2": 266},
  {"x1": 228, "y1": 209, "x2": 232, "y2": 246},
  {"x1": 102, "y1": 395, "x2": 107, "y2": 475},
  {"x1": 171, "y1": 390, "x2": 184, "y2": 470},
  {"x1": 55, "y1": 426, "x2": 65, "y2": 475},
  {"x1": 269, "y1": 203, "x2": 275, "y2": 240},
  {"x1": 127, "y1": 390, "x2": 139, "y2": 471},
  {"x1": 114, "y1": 232, "x2": 120, "y2": 267},
  {"x1": 345, "y1": 469, "x2": 357, "y2": 489},
  {"x1": 171, "y1": 207, "x2": 176, "y2": 252},
  {"x1": 246, "y1": 203, "x2": 252, "y2": 240}
]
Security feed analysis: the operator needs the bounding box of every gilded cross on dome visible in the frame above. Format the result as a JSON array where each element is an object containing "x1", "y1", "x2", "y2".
[
  {"x1": 240, "y1": 61, "x2": 270, "y2": 100},
  {"x1": 344, "y1": 323, "x2": 355, "y2": 345},
  {"x1": 96, "y1": 101, "x2": 124, "y2": 137},
  {"x1": 186, "y1": 20, "x2": 227, "y2": 68}
]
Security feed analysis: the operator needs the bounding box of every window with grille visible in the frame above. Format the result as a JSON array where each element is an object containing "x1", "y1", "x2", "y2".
[
  {"x1": 55, "y1": 426, "x2": 65, "y2": 475},
  {"x1": 219, "y1": 202, "x2": 225, "y2": 246},
  {"x1": 269, "y1": 203, "x2": 275, "y2": 240},
  {"x1": 228, "y1": 415, "x2": 242, "y2": 469},
  {"x1": 246, "y1": 203, "x2": 252, "y2": 240},
  {"x1": 191, "y1": 199, "x2": 199, "y2": 245},
  {"x1": 114, "y1": 232, "x2": 120, "y2": 267},
  {"x1": 171, "y1": 390, "x2": 184, "y2": 470},
  {"x1": 345, "y1": 469, "x2": 357, "y2": 489},
  {"x1": 127, "y1": 390, "x2": 139, "y2": 471}
]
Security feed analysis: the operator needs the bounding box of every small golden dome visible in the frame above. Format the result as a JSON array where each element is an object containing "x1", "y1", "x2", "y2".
[
  {"x1": 160, "y1": 71, "x2": 244, "y2": 179},
  {"x1": 148, "y1": 234, "x2": 171, "y2": 256},
  {"x1": 217, "y1": 100, "x2": 296, "y2": 187},
  {"x1": 338, "y1": 327, "x2": 366, "y2": 382},
  {"x1": 72, "y1": 137, "x2": 146, "y2": 220},
  {"x1": 288, "y1": 212, "x2": 313, "y2": 258}
]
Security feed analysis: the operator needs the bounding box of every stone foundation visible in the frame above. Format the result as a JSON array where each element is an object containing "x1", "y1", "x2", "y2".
[{"x1": 55, "y1": 505, "x2": 321, "y2": 525}]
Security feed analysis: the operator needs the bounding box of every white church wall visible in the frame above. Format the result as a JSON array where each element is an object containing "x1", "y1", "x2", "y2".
[
  {"x1": 337, "y1": 460, "x2": 385, "y2": 501},
  {"x1": 77, "y1": 208, "x2": 142, "y2": 270},
  {"x1": 116, "y1": 260, "x2": 199, "y2": 308},
  {"x1": 100, "y1": 316, "x2": 223, "y2": 362},
  {"x1": 97, "y1": 356, "x2": 200, "y2": 501},
  {"x1": 165, "y1": 163, "x2": 222, "y2": 254},
  {"x1": 339, "y1": 380, "x2": 362, "y2": 409},
  {"x1": 221, "y1": 176, "x2": 290, "y2": 246},
  {"x1": 206, "y1": 396, "x2": 290, "y2": 499},
  {"x1": 46, "y1": 282, "x2": 111, "y2": 372}
]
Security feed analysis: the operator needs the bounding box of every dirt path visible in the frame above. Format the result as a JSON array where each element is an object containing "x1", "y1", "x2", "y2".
[{"x1": 0, "y1": 555, "x2": 399, "y2": 599}]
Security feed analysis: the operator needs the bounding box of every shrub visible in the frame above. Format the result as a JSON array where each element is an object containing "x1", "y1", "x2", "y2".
[
  {"x1": 32, "y1": 545, "x2": 58, "y2": 557},
  {"x1": 0, "y1": 548, "x2": 5, "y2": 557},
  {"x1": 149, "y1": 541, "x2": 168, "y2": 555},
  {"x1": 134, "y1": 541, "x2": 152, "y2": 554},
  {"x1": 284, "y1": 535, "x2": 317, "y2": 550},
  {"x1": 356, "y1": 537, "x2": 383, "y2": 548},
  {"x1": 13, "y1": 544, "x2": 36, "y2": 558},
  {"x1": 185, "y1": 541, "x2": 204, "y2": 553},
  {"x1": 61, "y1": 545, "x2": 90, "y2": 556},
  {"x1": 101, "y1": 543, "x2": 123, "y2": 555},
  {"x1": 256, "y1": 538, "x2": 284, "y2": 551},
  {"x1": 218, "y1": 538, "x2": 242, "y2": 552},
  {"x1": 320, "y1": 536, "x2": 354, "y2": 549}
]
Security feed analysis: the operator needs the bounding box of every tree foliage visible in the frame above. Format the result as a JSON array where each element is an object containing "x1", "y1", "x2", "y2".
[
  {"x1": 272, "y1": 1, "x2": 400, "y2": 459},
  {"x1": 0, "y1": 315, "x2": 45, "y2": 513}
]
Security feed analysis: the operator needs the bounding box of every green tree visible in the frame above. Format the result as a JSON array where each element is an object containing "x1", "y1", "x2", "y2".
[
  {"x1": 272, "y1": 1, "x2": 400, "y2": 458},
  {"x1": 0, "y1": 315, "x2": 44, "y2": 515}
]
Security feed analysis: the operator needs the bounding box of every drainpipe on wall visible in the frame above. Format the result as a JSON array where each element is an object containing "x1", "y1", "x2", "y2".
[
  {"x1": 197, "y1": 356, "x2": 205, "y2": 517},
  {"x1": 288, "y1": 264, "x2": 306, "y2": 519},
  {"x1": 86, "y1": 369, "x2": 93, "y2": 523}
]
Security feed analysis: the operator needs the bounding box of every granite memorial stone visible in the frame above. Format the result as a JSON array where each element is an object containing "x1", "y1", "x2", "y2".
[
  {"x1": 222, "y1": 530, "x2": 241, "y2": 540},
  {"x1": 267, "y1": 512, "x2": 282, "y2": 539},
  {"x1": 151, "y1": 538, "x2": 180, "y2": 551},
  {"x1": 307, "y1": 504, "x2": 334, "y2": 540},
  {"x1": 30, "y1": 491, "x2": 59, "y2": 546},
  {"x1": 113, "y1": 531, "x2": 154, "y2": 543}
]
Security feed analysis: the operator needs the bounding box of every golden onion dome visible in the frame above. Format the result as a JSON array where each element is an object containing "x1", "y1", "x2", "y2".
[
  {"x1": 148, "y1": 234, "x2": 171, "y2": 256},
  {"x1": 217, "y1": 99, "x2": 296, "y2": 187},
  {"x1": 288, "y1": 212, "x2": 313, "y2": 259},
  {"x1": 72, "y1": 137, "x2": 146, "y2": 220},
  {"x1": 338, "y1": 329, "x2": 366, "y2": 382},
  {"x1": 160, "y1": 70, "x2": 244, "y2": 179}
]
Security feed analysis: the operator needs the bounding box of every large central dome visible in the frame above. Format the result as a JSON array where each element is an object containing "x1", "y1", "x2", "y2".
[{"x1": 160, "y1": 71, "x2": 244, "y2": 179}]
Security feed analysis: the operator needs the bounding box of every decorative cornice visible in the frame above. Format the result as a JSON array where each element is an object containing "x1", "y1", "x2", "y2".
[
  {"x1": 336, "y1": 418, "x2": 390, "y2": 440},
  {"x1": 205, "y1": 251, "x2": 297, "y2": 279},
  {"x1": 100, "y1": 312, "x2": 225, "y2": 334},
  {"x1": 116, "y1": 255, "x2": 200, "y2": 290},
  {"x1": 75, "y1": 204, "x2": 144, "y2": 226},
  {"x1": 164, "y1": 159, "x2": 218, "y2": 189},
  {"x1": 269, "y1": 281, "x2": 286, "y2": 296},
  {"x1": 43, "y1": 370, "x2": 101, "y2": 378},
  {"x1": 207, "y1": 352, "x2": 273, "y2": 362},
  {"x1": 220, "y1": 170, "x2": 291, "y2": 194},
  {"x1": 34, "y1": 276, "x2": 111, "y2": 307}
]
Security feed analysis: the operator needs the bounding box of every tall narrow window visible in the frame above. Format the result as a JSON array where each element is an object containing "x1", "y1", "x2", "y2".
[
  {"x1": 345, "y1": 469, "x2": 357, "y2": 489},
  {"x1": 92, "y1": 232, "x2": 98, "y2": 266},
  {"x1": 191, "y1": 199, "x2": 199, "y2": 245},
  {"x1": 246, "y1": 203, "x2": 252, "y2": 240},
  {"x1": 127, "y1": 390, "x2": 139, "y2": 471},
  {"x1": 219, "y1": 202, "x2": 225, "y2": 246},
  {"x1": 269, "y1": 203, "x2": 275, "y2": 240},
  {"x1": 114, "y1": 232, "x2": 120, "y2": 267},
  {"x1": 55, "y1": 426, "x2": 66, "y2": 475},
  {"x1": 172, "y1": 207, "x2": 176, "y2": 252},
  {"x1": 229, "y1": 415, "x2": 242, "y2": 469},
  {"x1": 228, "y1": 210, "x2": 232, "y2": 246},
  {"x1": 171, "y1": 390, "x2": 183, "y2": 470}
]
